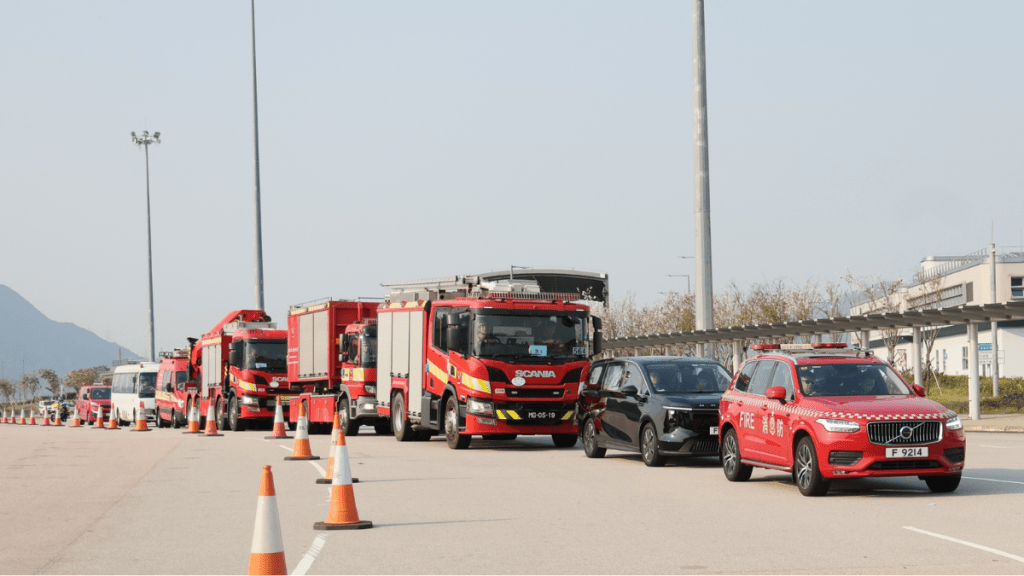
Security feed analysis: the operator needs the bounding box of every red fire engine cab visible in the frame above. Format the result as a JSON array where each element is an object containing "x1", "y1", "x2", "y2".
[
  {"x1": 154, "y1": 348, "x2": 190, "y2": 428},
  {"x1": 285, "y1": 299, "x2": 389, "y2": 435},
  {"x1": 375, "y1": 272, "x2": 605, "y2": 449},
  {"x1": 185, "y1": 309, "x2": 289, "y2": 431}
]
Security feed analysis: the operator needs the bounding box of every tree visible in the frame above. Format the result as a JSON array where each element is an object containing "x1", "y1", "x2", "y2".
[
  {"x1": 819, "y1": 279, "x2": 849, "y2": 344},
  {"x1": 38, "y1": 368, "x2": 61, "y2": 398},
  {"x1": 845, "y1": 273, "x2": 905, "y2": 364},
  {"x1": 19, "y1": 374, "x2": 41, "y2": 402},
  {"x1": 0, "y1": 379, "x2": 14, "y2": 407},
  {"x1": 906, "y1": 273, "x2": 946, "y2": 393},
  {"x1": 64, "y1": 368, "x2": 100, "y2": 394}
]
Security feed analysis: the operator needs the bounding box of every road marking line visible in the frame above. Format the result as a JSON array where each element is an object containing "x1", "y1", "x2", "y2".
[
  {"x1": 963, "y1": 476, "x2": 1024, "y2": 486},
  {"x1": 903, "y1": 526, "x2": 1024, "y2": 564},
  {"x1": 310, "y1": 461, "x2": 326, "y2": 477},
  {"x1": 291, "y1": 533, "x2": 328, "y2": 576}
]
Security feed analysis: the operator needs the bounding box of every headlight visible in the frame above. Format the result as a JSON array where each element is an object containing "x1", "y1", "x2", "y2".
[
  {"x1": 358, "y1": 396, "x2": 376, "y2": 411},
  {"x1": 466, "y1": 397, "x2": 494, "y2": 416},
  {"x1": 364, "y1": 384, "x2": 376, "y2": 395},
  {"x1": 177, "y1": 399, "x2": 185, "y2": 408},
  {"x1": 946, "y1": 415, "x2": 963, "y2": 430},
  {"x1": 815, "y1": 418, "x2": 860, "y2": 433},
  {"x1": 240, "y1": 395, "x2": 260, "y2": 406}
]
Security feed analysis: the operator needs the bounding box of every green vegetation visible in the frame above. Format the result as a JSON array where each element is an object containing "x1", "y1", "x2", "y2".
[{"x1": 906, "y1": 374, "x2": 1024, "y2": 414}]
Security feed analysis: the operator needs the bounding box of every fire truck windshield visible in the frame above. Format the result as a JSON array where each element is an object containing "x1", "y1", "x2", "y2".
[
  {"x1": 473, "y1": 311, "x2": 588, "y2": 362},
  {"x1": 241, "y1": 340, "x2": 287, "y2": 372}
]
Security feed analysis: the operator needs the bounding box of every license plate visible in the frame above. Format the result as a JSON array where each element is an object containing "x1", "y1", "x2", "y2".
[
  {"x1": 526, "y1": 411, "x2": 558, "y2": 420},
  {"x1": 710, "y1": 426, "x2": 719, "y2": 436},
  {"x1": 886, "y1": 447, "x2": 928, "y2": 459}
]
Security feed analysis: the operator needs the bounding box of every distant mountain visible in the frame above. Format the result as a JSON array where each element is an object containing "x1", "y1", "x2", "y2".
[{"x1": 0, "y1": 284, "x2": 141, "y2": 390}]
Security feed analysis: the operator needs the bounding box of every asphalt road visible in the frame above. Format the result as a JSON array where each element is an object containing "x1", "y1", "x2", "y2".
[{"x1": 2, "y1": 424, "x2": 1023, "y2": 575}]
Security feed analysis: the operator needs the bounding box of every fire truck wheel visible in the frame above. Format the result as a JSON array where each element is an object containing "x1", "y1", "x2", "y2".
[
  {"x1": 216, "y1": 398, "x2": 228, "y2": 431},
  {"x1": 552, "y1": 434, "x2": 577, "y2": 448},
  {"x1": 444, "y1": 397, "x2": 471, "y2": 450},
  {"x1": 171, "y1": 409, "x2": 181, "y2": 429},
  {"x1": 391, "y1": 394, "x2": 414, "y2": 442},
  {"x1": 228, "y1": 397, "x2": 247, "y2": 432},
  {"x1": 339, "y1": 398, "x2": 359, "y2": 436}
]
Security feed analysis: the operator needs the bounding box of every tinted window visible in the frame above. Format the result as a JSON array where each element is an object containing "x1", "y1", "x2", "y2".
[
  {"x1": 734, "y1": 362, "x2": 756, "y2": 392},
  {"x1": 644, "y1": 361, "x2": 731, "y2": 393},
  {"x1": 748, "y1": 362, "x2": 776, "y2": 396},
  {"x1": 602, "y1": 364, "x2": 624, "y2": 392},
  {"x1": 90, "y1": 388, "x2": 111, "y2": 400}
]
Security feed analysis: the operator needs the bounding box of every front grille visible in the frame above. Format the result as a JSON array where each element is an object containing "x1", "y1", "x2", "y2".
[
  {"x1": 867, "y1": 460, "x2": 941, "y2": 470},
  {"x1": 829, "y1": 451, "x2": 863, "y2": 466},
  {"x1": 672, "y1": 410, "x2": 718, "y2": 434},
  {"x1": 867, "y1": 421, "x2": 942, "y2": 445},
  {"x1": 944, "y1": 447, "x2": 965, "y2": 463},
  {"x1": 682, "y1": 438, "x2": 719, "y2": 454}
]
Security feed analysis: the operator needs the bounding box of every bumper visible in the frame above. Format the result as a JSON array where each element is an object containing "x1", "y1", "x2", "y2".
[
  {"x1": 658, "y1": 427, "x2": 720, "y2": 456},
  {"x1": 353, "y1": 396, "x2": 380, "y2": 420},
  {"x1": 463, "y1": 413, "x2": 578, "y2": 436},
  {"x1": 816, "y1": 428, "x2": 967, "y2": 479}
]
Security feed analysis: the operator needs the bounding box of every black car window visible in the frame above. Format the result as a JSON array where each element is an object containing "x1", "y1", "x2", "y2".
[
  {"x1": 769, "y1": 361, "x2": 795, "y2": 399},
  {"x1": 747, "y1": 361, "x2": 776, "y2": 396},
  {"x1": 602, "y1": 364, "x2": 624, "y2": 392},
  {"x1": 734, "y1": 361, "x2": 756, "y2": 392},
  {"x1": 588, "y1": 365, "x2": 604, "y2": 386},
  {"x1": 622, "y1": 364, "x2": 646, "y2": 394}
]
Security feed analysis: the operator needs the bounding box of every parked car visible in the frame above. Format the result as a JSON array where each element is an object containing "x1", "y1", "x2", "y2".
[
  {"x1": 578, "y1": 356, "x2": 732, "y2": 466},
  {"x1": 719, "y1": 343, "x2": 967, "y2": 496},
  {"x1": 75, "y1": 385, "x2": 111, "y2": 423}
]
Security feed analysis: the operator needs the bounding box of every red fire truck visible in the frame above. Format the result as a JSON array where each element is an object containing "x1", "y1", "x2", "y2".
[
  {"x1": 154, "y1": 348, "x2": 190, "y2": 428},
  {"x1": 285, "y1": 299, "x2": 389, "y2": 435},
  {"x1": 184, "y1": 309, "x2": 290, "y2": 431},
  {"x1": 376, "y1": 272, "x2": 606, "y2": 449}
]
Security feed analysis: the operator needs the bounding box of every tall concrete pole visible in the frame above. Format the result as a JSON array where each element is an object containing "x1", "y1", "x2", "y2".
[
  {"x1": 250, "y1": 0, "x2": 266, "y2": 311},
  {"x1": 692, "y1": 0, "x2": 714, "y2": 357},
  {"x1": 990, "y1": 243, "x2": 999, "y2": 396},
  {"x1": 967, "y1": 321, "x2": 980, "y2": 420}
]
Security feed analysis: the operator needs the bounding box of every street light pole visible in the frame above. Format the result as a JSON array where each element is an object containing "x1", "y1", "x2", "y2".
[
  {"x1": 250, "y1": 0, "x2": 266, "y2": 311},
  {"x1": 131, "y1": 130, "x2": 160, "y2": 362},
  {"x1": 692, "y1": 0, "x2": 714, "y2": 357}
]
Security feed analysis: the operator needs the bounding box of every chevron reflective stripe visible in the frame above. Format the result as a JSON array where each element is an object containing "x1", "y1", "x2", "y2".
[
  {"x1": 428, "y1": 361, "x2": 447, "y2": 382},
  {"x1": 561, "y1": 411, "x2": 574, "y2": 420},
  {"x1": 460, "y1": 373, "x2": 491, "y2": 394},
  {"x1": 342, "y1": 368, "x2": 367, "y2": 382},
  {"x1": 238, "y1": 380, "x2": 258, "y2": 392},
  {"x1": 495, "y1": 410, "x2": 522, "y2": 420}
]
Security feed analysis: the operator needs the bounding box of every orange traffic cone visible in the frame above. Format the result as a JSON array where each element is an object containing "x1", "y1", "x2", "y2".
[
  {"x1": 107, "y1": 408, "x2": 120, "y2": 430},
  {"x1": 248, "y1": 465, "x2": 287, "y2": 575},
  {"x1": 265, "y1": 401, "x2": 291, "y2": 440},
  {"x1": 41, "y1": 411, "x2": 51, "y2": 426},
  {"x1": 203, "y1": 402, "x2": 223, "y2": 437},
  {"x1": 183, "y1": 401, "x2": 202, "y2": 434},
  {"x1": 314, "y1": 425, "x2": 372, "y2": 530},
  {"x1": 284, "y1": 402, "x2": 319, "y2": 461},
  {"x1": 2, "y1": 409, "x2": 8, "y2": 423},
  {"x1": 53, "y1": 409, "x2": 63, "y2": 426},
  {"x1": 28, "y1": 410, "x2": 37, "y2": 426},
  {"x1": 94, "y1": 406, "x2": 105, "y2": 428},
  {"x1": 317, "y1": 412, "x2": 359, "y2": 484},
  {"x1": 70, "y1": 411, "x2": 82, "y2": 427},
  {"x1": 19, "y1": 409, "x2": 26, "y2": 425},
  {"x1": 131, "y1": 401, "x2": 151, "y2": 432}
]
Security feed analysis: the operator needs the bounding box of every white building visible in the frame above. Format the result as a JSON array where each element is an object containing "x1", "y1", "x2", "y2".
[{"x1": 851, "y1": 247, "x2": 1024, "y2": 377}]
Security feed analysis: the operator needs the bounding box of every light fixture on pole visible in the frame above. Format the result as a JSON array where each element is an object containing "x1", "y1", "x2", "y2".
[
  {"x1": 509, "y1": 265, "x2": 529, "y2": 281},
  {"x1": 667, "y1": 274, "x2": 691, "y2": 294},
  {"x1": 131, "y1": 130, "x2": 160, "y2": 362}
]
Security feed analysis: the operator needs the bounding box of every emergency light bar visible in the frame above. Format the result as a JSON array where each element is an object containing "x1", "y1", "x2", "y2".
[{"x1": 751, "y1": 343, "x2": 848, "y2": 351}]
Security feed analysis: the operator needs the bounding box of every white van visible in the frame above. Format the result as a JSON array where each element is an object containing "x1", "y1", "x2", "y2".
[{"x1": 110, "y1": 362, "x2": 160, "y2": 425}]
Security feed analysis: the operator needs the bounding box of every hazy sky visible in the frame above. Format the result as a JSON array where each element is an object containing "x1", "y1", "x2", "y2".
[{"x1": 2, "y1": 1, "x2": 1022, "y2": 359}]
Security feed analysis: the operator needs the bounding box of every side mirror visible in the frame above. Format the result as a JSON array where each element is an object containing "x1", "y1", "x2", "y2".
[
  {"x1": 766, "y1": 386, "x2": 787, "y2": 403},
  {"x1": 619, "y1": 384, "x2": 638, "y2": 396},
  {"x1": 912, "y1": 384, "x2": 926, "y2": 397},
  {"x1": 446, "y1": 325, "x2": 461, "y2": 352},
  {"x1": 592, "y1": 316, "x2": 603, "y2": 356}
]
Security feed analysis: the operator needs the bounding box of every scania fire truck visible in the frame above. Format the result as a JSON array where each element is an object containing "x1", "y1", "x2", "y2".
[
  {"x1": 375, "y1": 272, "x2": 605, "y2": 449},
  {"x1": 184, "y1": 310, "x2": 289, "y2": 431},
  {"x1": 285, "y1": 299, "x2": 388, "y2": 435}
]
